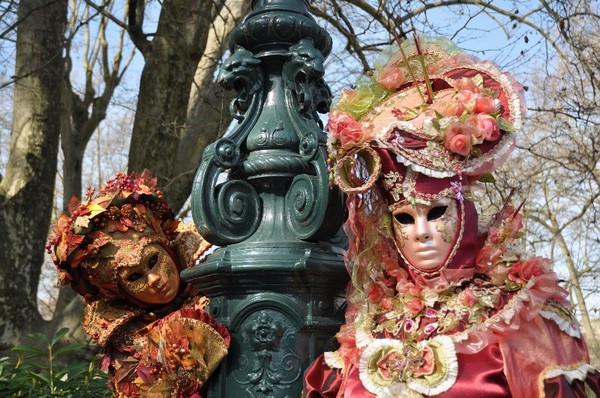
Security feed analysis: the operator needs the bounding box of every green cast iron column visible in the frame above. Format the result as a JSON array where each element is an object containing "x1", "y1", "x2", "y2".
[{"x1": 180, "y1": 0, "x2": 348, "y2": 396}]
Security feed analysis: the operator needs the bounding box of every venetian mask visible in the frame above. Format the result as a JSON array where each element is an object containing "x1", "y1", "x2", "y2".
[
  {"x1": 117, "y1": 242, "x2": 181, "y2": 305},
  {"x1": 392, "y1": 197, "x2": 460, "y2": 272}
]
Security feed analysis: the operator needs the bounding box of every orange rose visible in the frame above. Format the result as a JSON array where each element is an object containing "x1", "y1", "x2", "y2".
[
  {"x1": 473, "y1": 96, "x2": 496, "y2": 114},
  {"x1": 436, "y1": 99, "x2": 465, "y2": 117},
  {"x1": 444, "y1": 122, "x2": 473, "y2": 156}
]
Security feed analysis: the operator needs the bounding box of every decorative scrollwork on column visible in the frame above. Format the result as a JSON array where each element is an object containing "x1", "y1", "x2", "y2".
[
  {"x1": 233, "y1": 311, "x2": 302, "y2": 397},
  {"x1": 192, "y1": 45, "x2": 265, "y2": 245}
]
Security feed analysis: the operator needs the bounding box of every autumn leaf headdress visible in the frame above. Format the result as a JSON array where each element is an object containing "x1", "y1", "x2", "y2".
[{"x1": 46, "y1": 170, "x2": 179, "y2": 301}]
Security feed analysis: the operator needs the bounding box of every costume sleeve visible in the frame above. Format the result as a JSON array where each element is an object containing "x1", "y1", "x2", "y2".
[
  {"x1": 133, "y1": 306, "x2": 230, "y2": 397},
  {"x1": 499, "y1": 313, "x2": 599, "y2": 398},
  {"x1": 94, "y1": 302, "x2": 229, "y2": 397}
]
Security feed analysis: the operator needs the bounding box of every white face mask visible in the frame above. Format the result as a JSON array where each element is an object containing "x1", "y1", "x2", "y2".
[{"x1": 392, "y1": 197, "x2": 459, "y2": 272}]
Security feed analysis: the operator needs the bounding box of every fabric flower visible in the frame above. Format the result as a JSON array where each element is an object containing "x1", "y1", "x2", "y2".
[
  {"x1": 405, "y1": 299, "x2": 424, "y2": 316},
  {"x1": 508, "y1": 257, "x2": 551, "y2": 285},
  {"x1": 420, "y1": 288, "x2": 439, "y2": 307},
  {"x1": 467, "y1": 114, "x2": 500, "y2": 142},
  {"x1": 376, "y1": 66, "x2": 406, "y2": 91},
  {"x1": 452, "y1": 76, "x2": 480, "y2": 93},
  {"x1": 327, "y1": 110, "x2": 358, "y2": 141},
  {"x1": 459, "y1": 288, "x2": 478, "y2": 307},
  {"x1": 436, "y1": 98, "x2": 465, "y2": 117},
  {"x1": 444, "y1": 122, "x2": 474, "y2": 156},
  {"x1": 487, "y1": 262, "x2": 512, "y2": 285},
  {"x1": 456, "y1": 90, "x2": 477, "y2": 112},
  {"x1": 336, "y1": 84, "x2": 388, "y2": 120},
  {"x1": 339, "y1": 122, "x2": 368, "y2": 150},
  {"x1": 489, "y1": 207, "x2": 523, "y2": 244},
  {"x1": 473, "y1": 96, "x2": 497, "y2": 114}
]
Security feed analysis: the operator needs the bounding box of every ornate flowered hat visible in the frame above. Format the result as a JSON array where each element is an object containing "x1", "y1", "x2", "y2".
[
  {"x1": 328, "y1": 35, "x2": 526, "y2": 195},
  {"x1": 46, "y1": 170, "x2": 179, "y2": 302}
]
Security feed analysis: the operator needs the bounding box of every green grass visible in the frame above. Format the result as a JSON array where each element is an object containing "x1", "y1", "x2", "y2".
[{"x1": 0, "y1": 328, "x2": 110, "y2": 397}]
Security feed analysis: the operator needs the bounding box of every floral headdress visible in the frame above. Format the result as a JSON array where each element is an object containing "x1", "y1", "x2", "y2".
[
  {"x1": 46, "y1": 170, "x2": 179, "y2": 302},
  {"x1": 328, "y1": 35, "x2": 526, "y2": 195}
]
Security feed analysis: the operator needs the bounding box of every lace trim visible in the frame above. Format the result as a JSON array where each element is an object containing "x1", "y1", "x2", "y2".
[
  {"x1": 324, "y1": 351, "x2": 344, "y2": 370},
  {"x1": 539, "y1": 301, "x2": 581, "y2": 338},
  {"x1": 539, "y1": 362, "x2": 595, "y2": 398}
]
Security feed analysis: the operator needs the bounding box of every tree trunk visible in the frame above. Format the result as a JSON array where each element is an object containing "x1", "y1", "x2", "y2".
[
  {"x1": 127, "y1": 0, "x2": 216, "y2": 207},
  {"x1": 0, "y1": 0, "x2": 67, "y2": 348},
  {"x1": 169, "y1": 0, "x2": 251, "y2": 212},
  {"x1": 550, "y1": 216, "x2": 600, "y2": 356}
]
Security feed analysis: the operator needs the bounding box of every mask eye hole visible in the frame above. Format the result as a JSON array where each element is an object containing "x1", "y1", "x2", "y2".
[
  {"x1": 395, "y1": 213, "x2": 414, "y2": 224},
  {"x1": 127, "y1": 272, "x2": 143, "y2": 282},
  {"x1": 427, "y1": 206, "x2": 448, "y2": 221},
  {"x1": 148, "y1": 254, "x2": 158, "y2": 269}
]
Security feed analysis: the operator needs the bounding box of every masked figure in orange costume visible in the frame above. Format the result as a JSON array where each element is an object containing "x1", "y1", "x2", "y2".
[
  {"x1": 47, "y1": 170, "x2": 229, "y2": 397},
  {"x1": 304, "y1": 36, "x2": 600, "y2": 397}
]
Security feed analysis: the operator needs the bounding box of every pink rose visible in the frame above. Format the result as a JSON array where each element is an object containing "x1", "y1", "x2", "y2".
[
  {"x1": 376, "y1": 66, "x2": 406, "y2": 91},
  {"x1": 468, "y1": 114, "x2": 500, "y2": 142},
  {"x1": 444, "y1": 122, "x2": 473, "y2": 156},
  {"x1": 339, "y1": 123, "x2": 367, "y2": 149},
  {"x1": 453, "y1": 77, "x2": 480, "y2": 93},
  {"x1": 405, "y1": 299, "x2": 424, "y2": 316},
  {"x1": 327, "y1": 111, "x2": 357, "y2": 140},
  {"x1": 473, "y1": 96, "x2": 496, "y2": 114},
  {"x1": 508, "y1": 257, "x2": 551, "y2": 284}
]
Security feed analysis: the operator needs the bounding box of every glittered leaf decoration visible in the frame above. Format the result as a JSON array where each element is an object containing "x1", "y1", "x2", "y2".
[
  {"x1": 88, "y1": 203, "x2": 107, "y2": 218},
  {"x1": 497, "y1": 117, "x2": 515, "y2": 132}
]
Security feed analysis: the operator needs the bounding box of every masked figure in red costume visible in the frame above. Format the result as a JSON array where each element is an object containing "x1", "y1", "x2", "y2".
[
  {"x1": 304, "y1": 36, "x2": 600, "y2": 398},
  {"x1": 47, "y1": 170, "x2": 229, "y2": 397}
]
